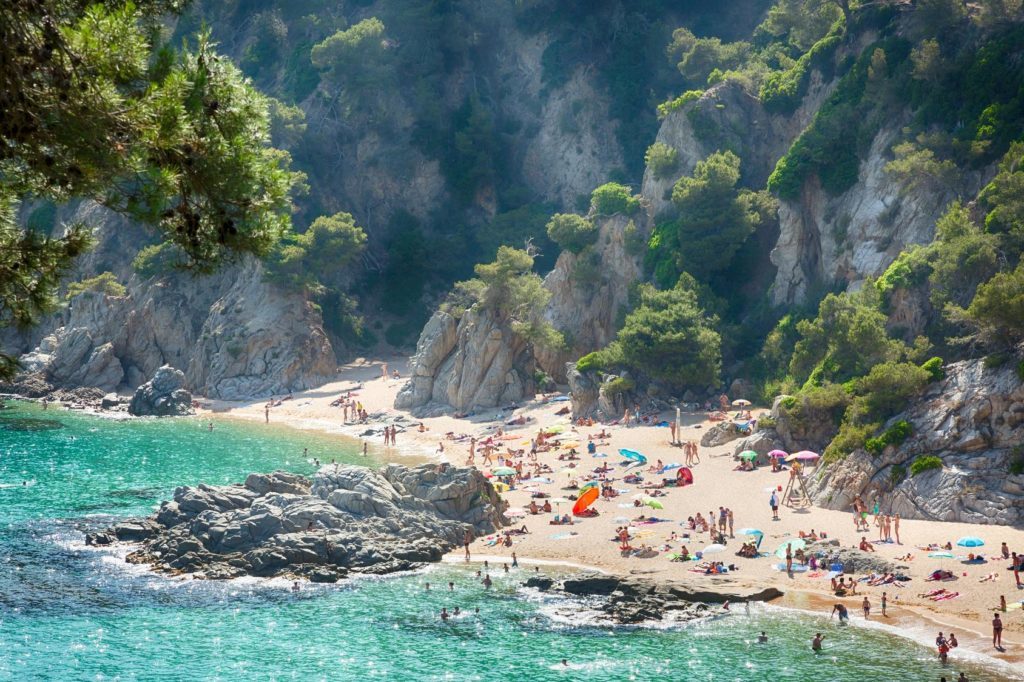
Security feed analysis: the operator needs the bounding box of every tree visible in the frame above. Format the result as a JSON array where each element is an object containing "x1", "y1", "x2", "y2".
[
  {"x1": 668, "y1": 151, "x2": 757, "y2": 281},
  {"x1": 616, "y1": 281, "x2": 722, "y2": 387},
  {"x1": 965, "y1": 262, "x2": 1024, "y2": 344},
  {"x1": 310, "y1": 18, "x2": 389, "y2": 90},
  {"x1": 979, "y1": 141, "x2": 1024, "y2": 243},
  {"x1": 590, "y1": 183, "x2": 640, "y2": 216},
  {"x1": 789, "y1": 288, "x2": 904, "y2": 385},
  {"x1": 546, "y1": 213, "x2": 596, "y2": 254},
  {"x1": 755, "y1": 0, "x2": 843, "y2": 51},
  {"x1": 908, "y1": 0, "x2": 967, "y2": 39},
  {"x1": 884, "y1": 141, "x2": 958, "y2": 194},
  {"x1": 928, "y1": 202, "x2": 1000, "y2": 308},
  {"x1": 910, "y1": 39, "x2": 945, "y2": 84},
  {"x1": 265, "y1": 213, "x2": 367, "y2": 296},
  {"x1": 446, "y1": 247, "x2": 563, "y2": 350},
  {"x1": 1, "y1": 1, "x2": 302, "y2": 378},
  {"x1": 644, "y1": 142, "x2": 680, "y2": 180}
]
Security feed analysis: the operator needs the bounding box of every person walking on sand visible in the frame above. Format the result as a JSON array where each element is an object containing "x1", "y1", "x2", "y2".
[
  {"x1": 785, "y1": 543, "x2": 793, "y2": 574},
  {"x1": 381, "y1": 362, "x2": 388, "y2": 380},
  {"x1": 264, "y1": 405, "x2": 269, "y2": 423},
  {"x1": 669, "y1": 420, "x2": 677, "y2": 446},
  {"x1": 862, "y1": 596, "x2": 871, "y2": 619},
  {"x1": 881, "y1": 591, "x2": 887, "y2": 617},
  {"x1": 893, "y1": 513, "x2": 901, "y2": 544},
  {"x1": 992, "y1": 613, "x2": 1003, "y2": 649},
  {"x1": 770, "y1": 490, "x2": 779, "y2": 520},
  {"x1": 464, "y1": 529, "x2": 473, "y2": 562},
  {"x1": 692, "y1": 441, "x2": 700, "y2": 464},
  {"x1": 727, "y1": 508, "x2": 734, "y2": 538}
]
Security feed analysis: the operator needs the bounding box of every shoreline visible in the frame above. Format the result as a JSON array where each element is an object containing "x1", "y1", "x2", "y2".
[{"x1": 7, "y1": 361, "x2": 1024, "y2": 669}]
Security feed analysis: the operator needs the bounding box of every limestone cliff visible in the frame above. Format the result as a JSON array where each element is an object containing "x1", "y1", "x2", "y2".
[
  {"x1": 395, "y1": 307, "x2": 536, "y2": 415},
  {"x1": 9, "y1": 203, "x2": 337, "y2": 400},
  {"x1": 806, "y1": 359, "x2": 1024, "y2": 526}
]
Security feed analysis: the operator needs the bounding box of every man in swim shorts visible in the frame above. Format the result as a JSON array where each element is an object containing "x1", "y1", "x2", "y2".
[
  {"x1": 812, "y1": 633, "x2": 824, "y2": 651},
  {"x1": 832, "y1": 603, "x2": 849, "y2": 622}
]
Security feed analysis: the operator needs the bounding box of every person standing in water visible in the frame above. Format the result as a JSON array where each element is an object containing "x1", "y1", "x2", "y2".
[
  {"x1": 992, "y1": 613, "x2": 1003, "y2": 649},
  {"x1": 812, "y1": 633, "x2": 825, "y2": 652},
  {"x1": 862, "y1": 596, "x2": 871, "y2": 619},
  {"x1": 264, "y1": 405, "x2": 269, "y2": 423},
  {"x1": 881, "y1": 591, "x2": 887, "y2": 617}
]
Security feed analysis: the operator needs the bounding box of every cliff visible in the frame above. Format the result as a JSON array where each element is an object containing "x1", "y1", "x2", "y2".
[
  {"x1": 806, "y1": 359, "x2": 1024, "y2": 525},
  {"x1": 8, "y1": 203, "x2": 337, "y2": 400}
]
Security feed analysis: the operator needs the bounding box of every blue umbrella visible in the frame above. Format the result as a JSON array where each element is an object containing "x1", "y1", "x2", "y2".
[
  {"x1": 619, "y1": 449, "x2": 647, "y2": 465},
  {"x1": 956, "y1": 536, "x2": 984, "y2": 548}
]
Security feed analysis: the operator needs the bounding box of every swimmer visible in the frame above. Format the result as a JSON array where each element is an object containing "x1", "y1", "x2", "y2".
[
  {"x1": 453, "y1": 607, "x2": 461, "y2": 616},
  {"x1": 757, "y1": 631, "x2": 768, "y2": 643},
  {"x1": 448, "y1": 582, "x2": 454, "y2": 591},
  {"x1": 812, "y1": 633, "x2": 825, "y2": 651},
  {"x1": 441, "y1": 607, "x2": 450, "y2": 621},
  {"x1": 291, "y1": 581, "x2": 300, "y2": 593},
  {"x1": 482, "y1": 574, "x2": 493, "y2": 589}
]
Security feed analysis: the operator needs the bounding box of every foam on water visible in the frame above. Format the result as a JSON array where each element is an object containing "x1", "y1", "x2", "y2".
[{"x1": 0, "y1": 400, "x2": 1019, "y2": 681}]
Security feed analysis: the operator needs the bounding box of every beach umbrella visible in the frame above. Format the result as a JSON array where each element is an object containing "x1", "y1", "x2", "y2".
[
  {"x1": 732, "y1": 399, "x2": 752, "y2": 407},
  {"x1": 561, "y1": 441, "x2": 580, "y2": 449},
  {"x1": 549, "y1": 497, "x2": 571, "y2": 505},
  {"x1": 738, "y1": 528, "x2": 763, "y2": 536},
  {"x1": 580, "y1": 480, "x2": 600, "y2": 491},
  {"x1": 768, "y1": 450, "x2": 788, "y2": 459},
  {"x1": 928, "y1": 551, "x2": 954, "y2": 559},
  {"x1": 774, "y1": 538, "x2": 806, "y2": 559},
  {"x1": 619, "y1": 448, "x2": 647, "y2": 465},
  {"x1": 505, "y1": 507, "x2": 528, "y2": 518},
  {"x1": 956, "y1": 537, "x2": 985, "y2": 548},
  {"x1": 572, "y1": 486, "x2": 600, "y2": 515},
  {"x1": 738, "y1": 450, "x2": 758, "y2": 460},
  {"x1": 702, "y1": 544, "x2": 727, "y2": 554},
  {"x1": 492, "y1": 466, "x2": 517, "y2": 476},
  {"x1": 547, "y1": 425, "x2": 566, "y2": 434},
  {"x1": 785, "y1": 450, "x2": 820, "y2": 462},
  {"x1": 642, "y1": 497, "x2": 664, "y2": 510}
]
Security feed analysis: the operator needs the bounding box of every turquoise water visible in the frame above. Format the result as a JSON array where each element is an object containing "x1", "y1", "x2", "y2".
[{"x1": 0, "y1": 401, "x2": 1015, "y2": 681}]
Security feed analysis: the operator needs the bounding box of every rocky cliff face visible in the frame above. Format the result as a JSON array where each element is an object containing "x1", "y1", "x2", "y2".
[
  {"x1": 535, "y1": 214, "x2": 644, "y2": 379},
  {"x1": 806, "y1": 359, "x2": 1024, "y2": 525},
  {"x1": 8, "y1": 203, "x2": 337, "y2": 400},
  {"x1": 395, "y1": 307, "x2": 536, "y2": 415},
  {"x1": 89, "y1": 463, "x2": 505, "y2": 581}
]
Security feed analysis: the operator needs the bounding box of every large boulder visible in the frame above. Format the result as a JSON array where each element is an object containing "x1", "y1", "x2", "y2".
[
  {"x1": 128, "y1": 365, "x2": 193, "y2": 416},
  {"x1": 101, "y1": 464, "x2": 506, "y2": 580}
]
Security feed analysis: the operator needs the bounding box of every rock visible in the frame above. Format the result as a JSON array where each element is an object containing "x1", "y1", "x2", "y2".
[
  {"x1": 94, "y1": 464, "x2": 505, "y2": 580},
  {"x1": 396, "y1": 307, "x2": 535, "y2": 413},
  {"x1": 524, "y1": 576, "x2": 554, "y2": 591},
  {"x1": 808, "y1": 358, "x2": 1024, "y2": 526},
  {"x1": 732, "y1": 430, "x2": 784, "y2": 458},
  {"x1": 128, "y1": 365, "x2": 193, "y2": 417},
  {"x1": 567, "y1": 363, "x2": 600, "y2": 418},
  {"x1": 700, "y1": 422, "x2": 740, "y2": 448},
  {"x1": 85, "y1": 532, "x2": 115, "y2": 546}
]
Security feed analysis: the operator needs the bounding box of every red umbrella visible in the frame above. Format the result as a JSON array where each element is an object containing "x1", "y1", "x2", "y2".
[{"x1": 572, "y1": 486, "x2": 600, "y2": 515}]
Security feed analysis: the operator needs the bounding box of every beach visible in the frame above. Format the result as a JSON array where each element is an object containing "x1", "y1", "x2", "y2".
[{"x1": 203, "y1": 356, "x2": 1024, "y2": 666}]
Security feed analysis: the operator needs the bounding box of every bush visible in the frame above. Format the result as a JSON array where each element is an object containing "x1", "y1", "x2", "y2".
[
  {"x1": 132, "y1": 242, "x2": 185, "y2": 279},
  {"x1": 921, "y1": 357, "x2": 945, "y2": 382},
  {"x1": 657, "y1": 90, "x2": 704, "y2": 119},
  {"x1": 760, "y1": 34, "x2": 842, "y2": 115},
  {"x1": 603, "y1": 376, "x2": 636, "y2": 397},
  {"x1": 890, "y1": 464, "x2": 907, "y2": 486},
  {"x1": 865, "y1": 420, "x2": 913, "y2": 455},
  {"x1": 575, "y1": 352, "x2": 604, "y2": 374},
  {"x1": 852, "y1": 362, "x2": 929, "y2": 421},
  {"x1": 823, "y1": 421, "x2": 878, "y2": 462},
  {"x1": 910, "y1": 455, "x2": 943, "y2": 476},
  {"x1": 545, "y1": 213, "x2": 596, "y2": 254},
  {"x1": 645, "y1": 142, "x2": 679, "y2": 179},
  {"x1": 757, "y1": 415, "x2": 777, "y2": 429},
  {"x1": 65, "y1": 272, "x2": 126, "y2": 300},
  {"x1": 590, "y1": 182, "x2": 640, "y2": 216}
]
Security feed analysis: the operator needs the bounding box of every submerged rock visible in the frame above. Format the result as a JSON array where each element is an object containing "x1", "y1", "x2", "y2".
[
  {"x1": 99, "y1": 464, "x2": 505, "y2": 580},
  {"x1": 128, "y1": 365, "x2": 193, "y2": 417}
]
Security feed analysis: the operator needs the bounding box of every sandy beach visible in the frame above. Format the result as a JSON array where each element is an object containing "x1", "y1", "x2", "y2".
[{"x1": 203, "y1": 357, "x2": 1024, "y2": 666}]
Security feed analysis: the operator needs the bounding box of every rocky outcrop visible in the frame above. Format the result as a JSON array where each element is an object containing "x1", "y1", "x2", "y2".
[
  {"x1": 7, "y1": 202, "x2": 337, "y2": 400},
  {"x1": 808, "y1": 359, "x2": 1024, "y2": 525},
  {"x1": 128, "y1": 365, "x2": 193, "y2": 417},
  {"x1": 535, "y1": 214, "x2": 645, "y2": 379},
  {"x1": 396, "y1": 306, "x2": 536, "y2": 414},
  {"x1": 526, "y1": 573, "x2": 782, "y2": 625},
  {"x1": 91, "y1": 464, "x2": 505, "y2": 580},
  {"x1": 771, "y1": 394, "x2": 842, "y2": 455}
]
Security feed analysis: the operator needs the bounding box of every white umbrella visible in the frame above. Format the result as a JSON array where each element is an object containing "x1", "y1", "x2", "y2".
[
  {"x1": 702, "y1": 544, "x2": 727, "y2": 554},
  {"x1": 732, "y1": 399, "x2": 751, "y2": 407},
  {"x1": 505, "y1": 507, "x2": 528, "y2": 518}
]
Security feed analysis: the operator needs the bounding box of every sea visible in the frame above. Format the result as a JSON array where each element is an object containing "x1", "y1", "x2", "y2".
[{"x1": 0, "y1": 400, "x2": 1017, "y2": 681}]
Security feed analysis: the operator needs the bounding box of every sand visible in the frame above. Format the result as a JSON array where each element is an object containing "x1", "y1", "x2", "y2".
[{"x1": 202, "y1": 356, "x2": 1024, "y2": 665}]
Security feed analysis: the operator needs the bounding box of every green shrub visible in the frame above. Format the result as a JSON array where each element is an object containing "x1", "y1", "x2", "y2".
[
  {"x1": 760, "y1": 34, "x2": 842, "y2": 114},
  {"x1": 780, "y1": 395, "x2": 798, "y2": 411},
  {"x1": 132, "y1": 242, "x2": 185, "y2": 279},
  {"x1": 656, "y1": 90, "x2": 704, "y2": 119},
  {"x1": 546, "y1": 213, "x2": 596, "y2": 254},
  {"x1": 65, "y1": 272, "x2": 126, "y2": 300},
  {"x1": 984, "y1": 353, "x2": 1009, "y2": 368},
  {"x1": 645, "y1": 142, "x2": 679, "y2": 179},
  {"x1": 890, "y1": 464, "x2": 907, "y2": 486},
  {"x1": 921, "y1": 357, "x2": 945, "y2": 382},
  {"x1": 910, "y1": 455, "x2": 943, "y2": 476},
  {"x1": 603, "y1": 376, "x2": 635, "y2": 397},
  {"x1": 865, "y1": 419, "x2": 913, "y2": 455},
  {"x1": 823, "y1": 421, "x2": 878, "y2": 462},
  {"x1": 575, "y1": 352, "x2": 604, "y2": 374},
  {"x1": 590, "y1": 182, "x2": 640, "y2": 216},
  {"x1": 757, "y1": 415, "x2": 777, "y2": 429},
  {"x1": 623, "y1": 221, "x2": 646, "y2": 257},
  {"x1": 852, "y1": 362, "x2": 929, "y2": 421}
]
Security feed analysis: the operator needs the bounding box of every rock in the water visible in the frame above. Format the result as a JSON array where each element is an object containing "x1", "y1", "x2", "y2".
[
  {"x1": 128, "y1": 365, "x2": 193, "y2": 416},
  {"x1": 99, "y1": 464, "x2": 505, "y2": 580}
]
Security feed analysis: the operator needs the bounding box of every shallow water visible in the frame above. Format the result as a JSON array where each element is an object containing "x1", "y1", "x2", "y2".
[{"x1": 0, "y1": 401, "x2": 1016, "y2": 681}]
